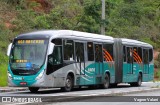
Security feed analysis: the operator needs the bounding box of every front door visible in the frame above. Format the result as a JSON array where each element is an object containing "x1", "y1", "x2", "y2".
[
  {"x1": 94, "y1": 44, "x2": 103, "y2": 84},
  {"x1": 75, "y1": 42, "x2": 85, "y2": 85}
]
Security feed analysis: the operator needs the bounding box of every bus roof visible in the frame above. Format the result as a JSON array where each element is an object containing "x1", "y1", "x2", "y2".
[
  {"x1": 16, "y1": 30, "x2": 153, "y2": 48},
  {"x1": 121, "y1": 38, "x2": 153, "y2": 48},
  {"x1": 17, "y1": 30, "x2": 114, "y2": 43}
]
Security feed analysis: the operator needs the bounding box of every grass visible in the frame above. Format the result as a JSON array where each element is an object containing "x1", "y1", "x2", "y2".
[{"x1": 0, "y1": 63, "x2": 8, "y2": 86}]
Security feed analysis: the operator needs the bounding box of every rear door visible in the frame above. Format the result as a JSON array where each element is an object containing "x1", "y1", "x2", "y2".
[
  {"x1": 143, "y1": 49, "x2": 149, "y2": 81},
  {"x1": 126, "y1": 47, "x2": 134, "y2": 81}
]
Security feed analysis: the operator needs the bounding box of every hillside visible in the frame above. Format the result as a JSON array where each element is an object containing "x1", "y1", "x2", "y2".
[{"x1": 0, "y1": 0, "x2": 160, "y2": 86}]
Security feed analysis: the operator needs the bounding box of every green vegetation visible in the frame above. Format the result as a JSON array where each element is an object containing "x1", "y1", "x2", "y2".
[{"x1": 0, "y1": 0, "x2": 160, "y2": 86}]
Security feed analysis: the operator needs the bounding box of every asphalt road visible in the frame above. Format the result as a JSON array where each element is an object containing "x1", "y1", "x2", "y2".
[
  {"x1": 47, "y1": 90, "x2": 160, "y2": 105},
  {"x1": 0, "y1": 82, "x2": 160, "y2": 105}
]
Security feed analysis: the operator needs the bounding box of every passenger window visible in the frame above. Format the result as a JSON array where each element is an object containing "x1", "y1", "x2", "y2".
[
  {"x1": 123, "y1": 46, "x2": 126, "y2": 62},
  {"x1": 127, "y1": 47, "x2": 133, "y2": 63},
  {"x1": 75, "y1": 42, "x2": 84, "y2": 62},
  {"x1": 138, "y1": 47, "x2": 142, "y2": 63},
  {"x1": 103, "y1": 44, "x2": 114, "y2": 62},
  {"x1": 143, "y1": 49, "x2": 149, "y2": 64},
  {"x1": 63, "y1": 40, "x2": 74, "y2": 60},
  {"x1": 149, "y1": 49, "x2": 153, "y2": 62},
  {"x1": 87, "y1": 42, "x2": 94, "y2": 61},
  {"x1": 95, "y1": 44, "x2": 103, "y2": 62},
  {"x1": 133, "y1": 47, "x2": 138, "y2": 63}
]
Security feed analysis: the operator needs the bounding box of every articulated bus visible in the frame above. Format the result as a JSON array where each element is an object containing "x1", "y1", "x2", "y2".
[{"x1": 7, "y1": 30, "x2": 154, "y2": 92}]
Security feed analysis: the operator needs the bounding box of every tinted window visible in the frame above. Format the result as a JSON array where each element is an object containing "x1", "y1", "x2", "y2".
[
  {"x1": 52, "y1": 39, "x2": 62, "y2": 45},
  {"x1": 123, "y1": 46, "x2": 126, "y2": 62},
  {"x1": 138, "y1": 47, "x2": 142, "y2": 63},
  {"x1": 133, "y1": 47, "x2": 138, "y2": 63},
  {"x1": 103, "y1": 44, "x2": 114, "y2": 62},
  {"x1": 75, "y1": 42, "x2": 84, "y2": 62},
  {"x1": 95, "y1": 44, "x2": 102, "y2": 62},
  {"x1": 87, "y1": 42, "x2": 94, "y2": 61},
  {"x1": 127, "y1": 47, "x2": 133, "y2": 63},
  {"x1": 63, "y1": 40, "x2": 74, "y2": 60},
  {"x1": 143, "y1": 49, "x2": 149, "y2": 64},
  {"x1": 149, "y1": 49, "x2": 153, "y2": 62}
]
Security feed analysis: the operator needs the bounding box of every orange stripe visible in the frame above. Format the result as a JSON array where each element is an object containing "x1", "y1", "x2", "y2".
[
  {"x1": 105, "y1": 51, "x2": 113, "y2": 61},
  {"x1": 104, "y1": 53, "x2": 111, "y2": 62},
  {"x1": 103, "y1": 48, "x2": 113, "y2": 61},
  {"x1": 133, "y1": 54, "x2": 140, "y2": 63},
  {"x1": 103, "y1": 49, "x2": 111, "y2": 61},
  {"x1": 103, "y1": 56, "x2": 108, "y2": 62},
  {"x1": 133, "y1": 51, "x2": 142, "y2": 63}
]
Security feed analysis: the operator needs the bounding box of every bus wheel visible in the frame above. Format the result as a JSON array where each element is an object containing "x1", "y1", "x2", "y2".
[
  {"x1": 28, "y1": 87, "x2": 39, "y2": 93},
  {"x1": 130, "y1": 74, "x2": 142, "y2": 87},
  {"x1": 102, "y1": 74, "x2": 110, "y2": 89},
  {"x1": 136, "y1": 74, "x2": 142, "y2": 86},
  {"x1": 61, "y1": 75, "x2": 73, "y2": 92}
]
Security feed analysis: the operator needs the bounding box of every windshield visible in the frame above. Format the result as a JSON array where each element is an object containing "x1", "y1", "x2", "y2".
[{"x1": 10, "y1": 39, "x2": 48, "y2": 70}]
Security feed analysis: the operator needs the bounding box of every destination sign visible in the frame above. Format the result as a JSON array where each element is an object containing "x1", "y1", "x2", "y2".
[{"x1": 17, "y1": 40, "x2": 45, "y2": 44}]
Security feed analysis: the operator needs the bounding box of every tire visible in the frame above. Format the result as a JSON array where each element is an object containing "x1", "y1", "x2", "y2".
[
  {"x1": 61, "y1": 75, "x2": 73, "y2": 92},
  {"x1": 102, "y1": 74, "x2": 110, "y2": 89},
  {"x1": 28, "y1": 87, "x2": 39, "y2": 93},
  {"x1": 130, "y1": 74, "x2": 142, "y2": 87},
  {"x1": 136, "y1": 74, "x2": 142, "y2": 86}
]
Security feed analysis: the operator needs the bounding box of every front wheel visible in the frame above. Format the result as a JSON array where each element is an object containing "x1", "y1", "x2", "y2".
[
  {"x1": 61, "y1": 75, "x2": 73, "y2": 92},
  {"x1": 28, "y1": 87, "x2": 39, "y2": 93}
]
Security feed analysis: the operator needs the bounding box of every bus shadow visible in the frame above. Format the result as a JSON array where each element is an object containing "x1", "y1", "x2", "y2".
[{"x1": 15, "y1": 83, "x2": 147, "y2": 94}]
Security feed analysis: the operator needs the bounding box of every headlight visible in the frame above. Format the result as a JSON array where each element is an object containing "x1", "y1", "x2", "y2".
[
  {"x1": 8, "y1": 71, "x2": 13, "y2": 80},
  {"x1": 36, "y1": 70, "x2": 44, "y2": 80}
]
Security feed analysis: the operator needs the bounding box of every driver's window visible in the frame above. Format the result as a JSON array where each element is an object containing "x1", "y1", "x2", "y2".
[
  {"x1": 48, "y1": 46, "x2": 62, "y2": 65},
  {"x1": 52, "y1": 46, "x2": 62, "y2": 65},
  {"x1": 46, "y1": 40, "x2": 63, "y2": 75}
]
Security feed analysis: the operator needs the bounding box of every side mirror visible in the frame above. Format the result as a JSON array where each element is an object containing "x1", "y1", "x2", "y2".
[
  {"x1": 7, "y1": 43, "x2": 12, "y2": 56},
  {"x1": 48, "y1": 42, "x2": 54, "y2": 55}
]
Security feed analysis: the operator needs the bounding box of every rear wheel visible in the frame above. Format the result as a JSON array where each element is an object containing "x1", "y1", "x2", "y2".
[
  {"x1": 61, "y1": 75, "x2": 73, "y2": 92},
  {"x1": 130, "y1": 74, "x2": 142, "y2": 87},
  {"x1": 102, "y1": 74, "x2": 110, "y2": 89},
  {"x1": 28, "y1": 87, "x2": 39, "y2": 93}
]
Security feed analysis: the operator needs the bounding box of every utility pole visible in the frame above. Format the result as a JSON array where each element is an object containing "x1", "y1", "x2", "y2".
[{"x1": 101, "y1": 0, "x2": 105, "y2": 35}]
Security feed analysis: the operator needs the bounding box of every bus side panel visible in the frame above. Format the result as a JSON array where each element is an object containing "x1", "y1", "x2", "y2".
[
  {"x1": 76, "y1": 62, "x2": 96, "y2": 86},
  {"x1": 143, "y1": 64, "x2": 154, "y2": 82},
  {"x1": 123, "y1": 63, "x2": 142, "y2": 83}
]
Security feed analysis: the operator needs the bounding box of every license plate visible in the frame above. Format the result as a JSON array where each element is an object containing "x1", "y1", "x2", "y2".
[{"x1": 20, "y1": 82, "x2": 27, "y2": 85}]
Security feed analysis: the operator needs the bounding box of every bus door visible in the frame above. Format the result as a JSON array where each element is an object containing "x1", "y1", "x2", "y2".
[
  {"x1": 126, "y1": 47, "x2": 134, "y2": 81},
  {"x1": 75, "y1": 42, "x2": 85, "y2": 85},
  {"x1": 94, "y1": 44, "x2": 103, "y2": 84},
  {"x1": 143, "y1": 49, "x2": 149, "y2": 81}
]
